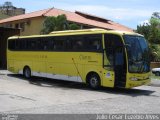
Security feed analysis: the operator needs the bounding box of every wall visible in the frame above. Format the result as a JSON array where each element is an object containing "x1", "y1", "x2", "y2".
[
  {"x1": 150, "y1": 62, "x2": 160, "y2": 69},
  {"x1": 0, "y1": 16, "x2": 45, "y2": 36},
  {"x1": 0, "y1": 16, "x2": 93, "y2": 36},
  {"x1": 20, "y1": 17, "x2": 44, "y2": 36},
  {"x1": 0, "y1": 28, "x2": 20, "y2": 69}
]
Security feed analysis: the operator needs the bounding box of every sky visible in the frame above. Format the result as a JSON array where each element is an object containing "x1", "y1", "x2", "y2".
[{"x1": 0, "y1": 0, "x2": 160, "y2": 29}]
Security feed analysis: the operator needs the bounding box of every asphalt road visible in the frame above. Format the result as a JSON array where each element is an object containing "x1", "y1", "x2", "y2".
[{"x1": 0, "y1": 70, "x2": 160, "y2": 114}]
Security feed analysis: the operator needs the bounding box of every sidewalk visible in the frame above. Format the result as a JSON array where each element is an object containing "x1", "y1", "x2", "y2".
[
  {"x1": 0, "y1": 70, "x2": 12, "y2": 75},
  {"x1": 0, "y1": 70, "x2": 160, "y2": 87},
  {"x1": 150, "y1": 79, "x2": 160, "y2": 87}
]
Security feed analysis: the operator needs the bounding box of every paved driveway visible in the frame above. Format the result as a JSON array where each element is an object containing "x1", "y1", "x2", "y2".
[{"x1": 0, "y1": 70, "x2": 160, "y2": 114}]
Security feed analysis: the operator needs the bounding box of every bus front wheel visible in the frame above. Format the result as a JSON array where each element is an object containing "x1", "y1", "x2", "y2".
[
  {"x1": 23, "y1": 67, "x2": 31, "y2": 78},
  {"x1": 87, "y1": 73, "x2": 100, "y2": 89}
]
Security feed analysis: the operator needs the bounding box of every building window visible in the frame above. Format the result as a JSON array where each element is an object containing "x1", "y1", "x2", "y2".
[{"x1": 15, "y1": 23, "x2": 19, "y2": 29}]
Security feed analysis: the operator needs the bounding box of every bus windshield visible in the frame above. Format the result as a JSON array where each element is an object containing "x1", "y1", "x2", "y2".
[{"x1": 123, "y1": 35, "x2": 150, "y2": 73}]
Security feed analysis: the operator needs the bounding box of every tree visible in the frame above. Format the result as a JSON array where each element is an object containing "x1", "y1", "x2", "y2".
[
  {"x1": 137, "y1": 12, "x2": 160, "y2": 43},
  {"x1": 152, "y1": 12, "x2": 160, "y2": 19},
  {"x1": 136, "y1": 12, "x2": 160, "y2": 61},
  {"x1": 136, "y1": 24, "x2": 150, "y2": 40},
  {"x1": 41, "y1": 15, "x2": 67, "y2": 34},
  {"x1": 148, "y1": 17, "x2": 160, "y2": 44},
  {"x1": 1, "y1": 1, "x2": 13, "y2": 15},
  {"x1": 41, "y1": 14, "x2": 80, "y2": 34},
  {"x1": 69, "y1": 23, "x2": 80, "y2": 30}
]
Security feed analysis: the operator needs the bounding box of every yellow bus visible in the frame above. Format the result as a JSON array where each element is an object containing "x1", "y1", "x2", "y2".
[{"x1": 7, "y1": 29, "x2": 150, "y2": 89}]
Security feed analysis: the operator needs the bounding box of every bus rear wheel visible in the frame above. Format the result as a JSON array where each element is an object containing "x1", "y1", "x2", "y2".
[
  {"x1": 88, "y1": 73, "x2": 100, "y2": 89},
  {"x1": 23, "y1": 67, "x2": 31, "y2": 78}
]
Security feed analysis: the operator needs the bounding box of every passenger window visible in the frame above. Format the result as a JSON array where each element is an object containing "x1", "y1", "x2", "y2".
[
  {"x1": 31, "y1": 40, "x2": 37, "y2": 50},
  {"x1": 8, "y1": 40, "x2": 16, "y2": 50},
  {"x1": 66, "y1": 36, "x2": 73, "y2": 51},
  {"x1": 88, "y1": 39, "x2": 101, "y2": 51},
  {"x1": 36, "y1": 38, "x2": 42, "y2": 50},
  {"x1": 15, "y1": 39, "x2": 25, "y2": 50},
  {"x1": 74, "y1": 40, "x2": 83, "y2": 50},
  {"x1": 25, "y1": 39, "x2": 36, "y2": 50},
  {"x1": 42, "y1": 39, "x2": 49, "y2": 50},
  {"x1": 72, "y1": 36, "x2": 85, "y2": 51},
  {"x1": 54, "y1": 37, "x2": 66, "y2": 51},
  {"x1": 49, "y1": 39, "x2": 55, "y2": 51},
  {"x1": 85, "y1": 34, "x2": 102, "y2": 52}
]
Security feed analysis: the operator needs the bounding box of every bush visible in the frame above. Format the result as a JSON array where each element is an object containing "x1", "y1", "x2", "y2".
[{"x1": 150, "y1": 44, "x2": 160, "y2": 62}]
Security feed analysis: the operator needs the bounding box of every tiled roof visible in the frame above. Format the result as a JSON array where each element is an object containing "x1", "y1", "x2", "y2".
[
  {"x1": 0, "y1": 8, "x2": 49, "y2": 23},
  {"x1": 0, "y1": 8, "x2": 133, "y2": 32}
]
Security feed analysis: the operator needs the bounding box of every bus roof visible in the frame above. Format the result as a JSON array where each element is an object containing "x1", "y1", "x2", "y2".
[
  {"x1": 49, "y1": 28, "x2": 107, "y2": 34},
  {"x1": 8, "y1": 28, "x2": 143, "y2": 39}
]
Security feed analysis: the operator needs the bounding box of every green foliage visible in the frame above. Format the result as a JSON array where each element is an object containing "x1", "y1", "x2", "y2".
[
  {"x1": 136, "y1": 12, "x2": 160, "y2": 61},
  {"x1": 148, "y1": 18, "x2": 160, "y2": 44},
  {"x1": 0, "y1": 1, "x2": 14, "y2": 15},
  {"x1": 136, "y1": 24, "x2": 150, "y2": 40},
  {"x1": 150, "y1": 44, "x2": 160, "y2": 61},
  {"x1": 69, "y1": 23, "x2": 80, "y2": 30},
  {"x1": 41, "y1": 15, "x2": 68, "y2": 34},
  {"x1": 152, "y1": 12, "x2": 160, "y2": 19},
  {"x1": 41, "y1": 14, "x2": 80, "y2": 34}
]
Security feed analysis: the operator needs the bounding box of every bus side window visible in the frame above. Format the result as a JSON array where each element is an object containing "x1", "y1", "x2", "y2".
[
  {"x1": 42, "y1": 38, "x2": 49, "y2": 50},
  {"x1": 92, "y1": 40, "x2": 100, "y2": 50},
  {"x1": 8, "y1": 40, "x2": 16, "y2": 50},
  {"x1": 75, "y1": 40, "x2": 83, "y2": 49},
  {"x1": 36, "y1": 38, "x2": 42, "y2": 50},
  {"x1": 72, "y1": 36, "x2": 85, "y2": 51},
  {"x1": 26, "y1": 39, "x2": 31, "y2": 50},
  {"x1": 66, "y1": 36, "x2": 72, "y2": 51},
  {"x1": 25, "y1": 39, "x2": 36, "y2": 50},
  {"x1": 15, "y1": 39, "x2": 19, "y2": 50},
  {"x1": 14, "y1": 39, "x2": 23, "y2": 50},
  {"x1": 31, "y1": 39, "x2": 37, "y2": 50},
  {"x1": 86, "y1": 35, "x2": 102, "y2": 51},
  {"x1": 54, "y1": 37, "x2": 66, "y2": 51},
  {"x1": 50, "y1": 40, "x2": 55, "y2": 51}
]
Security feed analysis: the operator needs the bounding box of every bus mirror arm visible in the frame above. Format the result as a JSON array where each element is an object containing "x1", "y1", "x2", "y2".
[
  {"x1": 124, "y1": 44, "x2": 131, "y2": 48},
  {"x1": 103, "y1": 49, "x2": 106, "y2": 52}
]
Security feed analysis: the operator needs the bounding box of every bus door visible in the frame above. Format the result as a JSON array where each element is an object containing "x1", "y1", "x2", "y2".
[
  {"x1": 114, "y1": 46, "x2": 126, "y2": 87},
  {"x1": 105, "y1": 34, "x2": 127, "y2": 88}
]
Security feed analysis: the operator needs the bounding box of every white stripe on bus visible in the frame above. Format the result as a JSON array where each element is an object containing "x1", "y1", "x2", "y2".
[{"x1": 19, "y1": 70, "x2": 83, "y2": 83}]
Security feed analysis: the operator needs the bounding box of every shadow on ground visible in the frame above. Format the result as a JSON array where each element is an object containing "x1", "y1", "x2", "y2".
[{"x1": 7, "y1": 74, "x2": 155, "y2": 97}]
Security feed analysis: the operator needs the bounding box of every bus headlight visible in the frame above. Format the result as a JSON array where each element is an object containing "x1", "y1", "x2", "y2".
[{"x1": 130, "y1": 77, "x2": 138, "y2": 81}]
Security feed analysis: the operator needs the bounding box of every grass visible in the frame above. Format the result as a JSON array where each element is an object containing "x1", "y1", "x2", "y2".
[{"x1": 150, "y1": 73, "x2": 160, "y2": 80}]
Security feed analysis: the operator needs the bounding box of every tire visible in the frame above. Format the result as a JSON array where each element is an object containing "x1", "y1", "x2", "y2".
[
  {"x1": 23, "y1": 67, "x2": 31, "y2": 78},
  {"x1": 88, "y1": 73, "x2": 101, "y2": 89},
  {"x1": 155, "y1": 72, "x2": 160, "y2": 76}
]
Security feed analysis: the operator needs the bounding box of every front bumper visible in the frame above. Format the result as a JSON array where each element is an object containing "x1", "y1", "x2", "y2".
[{"x1": 125, "y1": 78, "x2": 151, "y2": 88}]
